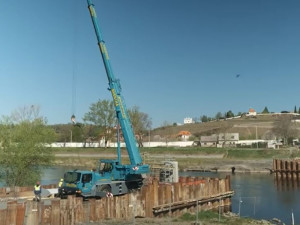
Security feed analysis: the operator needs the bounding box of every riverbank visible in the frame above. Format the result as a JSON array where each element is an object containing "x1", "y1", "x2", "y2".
[{"x1": 53, "y1": 149, "x2": 276, "y2": 173}]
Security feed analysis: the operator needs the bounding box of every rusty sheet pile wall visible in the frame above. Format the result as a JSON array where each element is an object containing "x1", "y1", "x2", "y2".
[
  {"x1": 273, "y1": 159, "x2": 300, "y2": 178},
  {"x1": 0, "y1": 176, "x2": 233, "y2": 225},
  {"x1": 273, "y1": 159, "x2": 300, "y2": 190}
]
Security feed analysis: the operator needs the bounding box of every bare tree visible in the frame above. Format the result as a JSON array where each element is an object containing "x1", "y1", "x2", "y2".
[
  {"x1": 272, "y1": 115, "x2": 299, "y2": 145},
  {"x1": 128, "y1": 106, "x2": 152, "y2": 147}
]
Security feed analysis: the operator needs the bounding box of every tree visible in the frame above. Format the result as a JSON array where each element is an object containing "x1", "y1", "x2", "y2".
[
  {"x1": 128, "y1": 106, "x2": 152, "y2": 147},
  {"x1": 294, "y1": 105, "x2": 297, "y2": 113},
  {"x1": 201, "y1": 115, "x2": 208, "y2": 122},
  {"x1": 272, "y1": 115, "x2": 298, "y2": 145},
  {"x1": 262, "y1": 107, "x2": 269, "y2": 114},
  {"x1": 225, "y1": 110, "x2": 234, "y2": 118},
  {"x1": 0, "y1": 105, "x2": 56, "y2": 187},
  {"x1": 215, "y1": 112, "x2": 223, "y2": 120},
  {"x1": 83, "y1": 99, "x2": 115, "y2": 146}
]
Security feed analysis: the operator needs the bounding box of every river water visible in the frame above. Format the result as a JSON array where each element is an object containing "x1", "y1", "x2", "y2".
[
  {"x1": 1, "y1": 167, "x2": 299, "y2": 224},
  {"x1": 181, "y1": 171, "x2": 300, "y2": 225}
]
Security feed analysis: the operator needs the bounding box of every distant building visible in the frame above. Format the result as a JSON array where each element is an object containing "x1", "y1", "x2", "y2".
[
  {"x1": 218, "y1": 133, "x2": 239, "y2": 147},
  {"x1": 200, "y1": 134, "x2": 218, "y2": 147},
  {"x1": 177, "y1": 131, "x2": 192, "y2": 141},
  {"x1": 200, "y1": 133, "x2": 239, "y2": 147},
  {"x1": 184, "y1": 117, "x2": 193, "y2": 124},
  {"x1": 247, "y1": 108, "x2": 257, "y2": 117}
]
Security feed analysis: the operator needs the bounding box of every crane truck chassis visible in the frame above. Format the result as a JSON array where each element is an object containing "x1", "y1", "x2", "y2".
[{"x1": 58, "y1": 0, "x2": 149, "y2": 199}]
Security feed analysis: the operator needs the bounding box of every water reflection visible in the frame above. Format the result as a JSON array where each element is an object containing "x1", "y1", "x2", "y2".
[
  {"x1": 181, "y1": 171, "x2": 299, "y2": 225},
  {"x1": 274, "y1": 173, "x2": 300, "y2": 191}
]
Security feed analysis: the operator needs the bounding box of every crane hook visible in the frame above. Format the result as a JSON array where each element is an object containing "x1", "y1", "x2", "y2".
[{"x1": 71, "y1": 114, "x2": 76, "y2": 124}]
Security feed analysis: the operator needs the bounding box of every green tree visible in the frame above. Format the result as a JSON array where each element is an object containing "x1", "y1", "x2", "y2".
[
  {"x1": 294, "y1": 105, "x2": 297, "y2": 113},
  {"x1": 128, "y1": 106, "x2": 152, "y2": 147},
  {"x1": 225, "y1": 110, "x2": 234, "y2": 118},
  {"x1": 0, "y1": 105, "x2": 56, "y2": 187},
  {"x1": 201, "y1": 115, "x2": 208, "y2": 122},
  {"x1": 262, "y1": 106, "x2": 269, "y2": 114},
  {"x1": 83, "y1": 99, "x2": 115, "y2": 146}
]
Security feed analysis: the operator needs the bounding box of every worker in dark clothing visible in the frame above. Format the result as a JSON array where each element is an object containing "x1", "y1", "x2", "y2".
[{"x1": 34, "y1": 181, "x2": 42, "y2": 202}]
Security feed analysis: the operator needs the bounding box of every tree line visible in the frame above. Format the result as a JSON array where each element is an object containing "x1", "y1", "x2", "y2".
[
  {"x1": 0, "y1": 100, "x2": 151, "y2": 187},
  {"x1": 198, "y1": 106, "x2": 300, "y2": 123}
]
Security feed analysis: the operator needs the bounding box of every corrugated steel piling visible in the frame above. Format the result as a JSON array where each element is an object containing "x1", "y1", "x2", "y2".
[
  {"x1": 0, "y1": 176, "x2": 233, "y2": 225},
  {"x1": 273, "y1": 159, "x2": 300, "y2": 190}
]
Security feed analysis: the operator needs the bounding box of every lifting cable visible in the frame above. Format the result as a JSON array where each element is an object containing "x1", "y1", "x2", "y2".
[{"x1": 71, "y1": 1, "x2": 79, "y2": 124}]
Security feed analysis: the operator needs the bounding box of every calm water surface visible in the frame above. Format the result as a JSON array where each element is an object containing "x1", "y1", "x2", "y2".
[{"x1": 182, "y1": 171, "x2": 300, "y2": 225}]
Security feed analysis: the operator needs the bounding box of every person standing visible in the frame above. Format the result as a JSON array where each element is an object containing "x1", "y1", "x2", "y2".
[
  {"x1": 58, "y1": 178, "x2": 64, "y2": 188},
  {"x1": 34, "y1": 181, "x2": 42, "y2": 202}
]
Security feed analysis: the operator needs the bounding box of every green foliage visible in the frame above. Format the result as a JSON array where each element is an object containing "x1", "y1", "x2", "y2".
[
  {"x1": 201, "y1": 115, "x2": 208, "y2": 122},
  {"x1": 226, "y1": 110, "x2": 234, "y2": 118},
  {"x1": 0, "y1": 109, "x2": 56, "y2": 187},
  {"x1": 83, "y1": 99, "x2": 115, "y2": 127},
  {"x1": 262, "y1": 106, "x2": 269, "y2": 114},
  {"x1": 180, "y1": 213, "x2": 195, "y2": 221}
]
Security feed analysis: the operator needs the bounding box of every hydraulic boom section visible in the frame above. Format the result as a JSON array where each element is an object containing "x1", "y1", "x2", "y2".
[{"x1": 87, "y1": 0, "x2": 149, "y2": 170}]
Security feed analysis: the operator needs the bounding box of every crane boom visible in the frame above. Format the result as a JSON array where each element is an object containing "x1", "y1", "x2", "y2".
[
  {"x1": 87, "y1": 0, "x2": 144, "y2": 166},
  {"x1": 58, "y1": 0, "x2": 149, "y2": 199}
]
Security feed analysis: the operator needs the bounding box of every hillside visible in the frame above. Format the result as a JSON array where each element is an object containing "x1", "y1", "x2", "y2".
[{"x1": 151, "y1": 114, "x2": 300, "y2": 141}]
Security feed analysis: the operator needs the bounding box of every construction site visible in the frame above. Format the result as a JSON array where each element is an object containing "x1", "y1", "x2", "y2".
[{"x1": 0, "y1": 172, "x2": 233, "y2": 225}]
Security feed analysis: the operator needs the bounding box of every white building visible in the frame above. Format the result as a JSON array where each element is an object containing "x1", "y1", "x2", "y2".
[
  {"x1": 247, "y1": 108, "x2": 257, "y2": 117},
  {"x1": 184, "y1": 117, "x2": 193, "y2": 124}
]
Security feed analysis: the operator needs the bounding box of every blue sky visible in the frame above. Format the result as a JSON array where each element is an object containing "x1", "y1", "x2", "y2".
[{"x1": 1, "y1": 0, "x2": 300, "y2": 128}]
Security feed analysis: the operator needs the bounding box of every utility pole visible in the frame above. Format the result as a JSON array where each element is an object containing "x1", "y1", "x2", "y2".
[{"x1": 256, "y1": 126, "x2": 258, "y2": 149}]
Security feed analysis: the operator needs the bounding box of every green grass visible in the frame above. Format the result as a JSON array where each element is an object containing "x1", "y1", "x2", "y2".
[
  {"x1": 52, "y1": 146, "x2": 300, "y2": 170},
  {"x1": 53, "y1": 146, "x2": 300, "y2": 159},
  {"x1": 178, "y1": 211, "x2": 263, "y2": 225}
]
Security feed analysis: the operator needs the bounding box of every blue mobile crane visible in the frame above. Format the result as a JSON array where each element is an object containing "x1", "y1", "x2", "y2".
[{"x1": 58, "y1": 0, "x2": 150, "y2": 198}]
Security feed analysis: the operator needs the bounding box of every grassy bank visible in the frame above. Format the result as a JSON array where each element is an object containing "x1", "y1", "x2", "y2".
[
  {"x1": 52, "y1": 146, "x2": 300, "y2": 171},
  {"x1": 53, "y1": 146, "x2": 300, "y2": 158}
]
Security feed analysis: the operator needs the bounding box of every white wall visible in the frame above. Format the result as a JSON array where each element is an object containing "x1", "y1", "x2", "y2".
[{"x1": 50, "y1": 141, "x2": 194, "y2": 148}]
